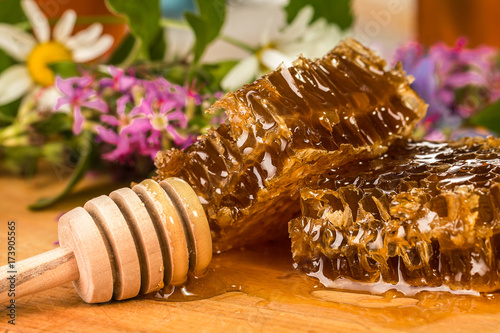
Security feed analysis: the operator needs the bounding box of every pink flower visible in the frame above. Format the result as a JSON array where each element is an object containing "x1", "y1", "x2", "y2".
[
  {"x1": 95, "y1": 77, "x2": 191, "y2": 161},
  {"x1": 55, "y1": 76, "x2": 107, "y2": 134},
  {"x1": 394, "y1": 39, "x2": 500, "y2": 138},
  {"x1": 424, "y1": 130, "x2": 446, "y2": 141},
  {"x1": 100, "y1": 66, "x2": 137, "y2": 93},
  {"x1": 58, "y1": 66, "x2": 224, "y2": 165},
  {"x1": 95, "y1": 125, "x2": 134, "y2": 161},
  {"x1": 100, "y1": 95, "x2": 131, "y2": 127},
  {"x1": 132, "y1": 98, "x2": 187, "y2": 140}
]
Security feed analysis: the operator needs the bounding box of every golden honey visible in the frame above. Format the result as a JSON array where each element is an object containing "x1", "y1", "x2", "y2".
[
  {"x1": 148, "y1": 239, "x2": 500, "y2": 330},
  {"x1": 290, "y1": 138, "x2": 500, "y2": 293},
  {"x1": 155, "y1": 39, "x2": 426, "y2": 252}
]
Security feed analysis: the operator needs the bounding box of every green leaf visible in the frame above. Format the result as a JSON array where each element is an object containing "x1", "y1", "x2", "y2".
[
  {"x1": 0, "y1": 0, "x2": 27, "y2": 24},
  {"x1": 0, "y1": 111, "x2": 14, "y2": 123},
  {"x1": 470, "y1": 99, "x2": 500, "y2": 135},
  {"x1": 108, "y1": 33, "x2": 137, "y2": 65},
  {"x1": 49, "y1": 61, "x2": 79, "y2": 79},
  {"x1": 105, "y1": 0, "x2": 162, "y2": 60},
  {"x1": 162, "y1": 64, "x2": 189, "y2": 85},
  {"x1": 285, "y1": 0, "x2": 353, "y2": 30},
  {"x1": 184, "y1": 13, "x2": 206, "y2": 62},
  {"x1": 185, "y1": 0, "x2": 226, "y2": 62},
  {"x1": 41, "y1": 142, "x2": 65, "y2": 165},
  {"x1": 0, "y1": 0, "x2": 27, "y2": 76},
  {"x1": 149, "y1": 27, "x2": 167, "y2": 61},
  {"x1": 196, "y1": 60, "x2": 238, "y2": 91},
  {"x1": 203, "y1": 61, "x2": 238, "y2": 80}
]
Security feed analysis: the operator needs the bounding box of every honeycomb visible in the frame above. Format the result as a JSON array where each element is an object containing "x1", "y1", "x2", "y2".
[
  {"x1": 289, "y1": 137, "x2": 500, "y2": 292},
  {"x1": 155, "y1": 39, "x2": 426, "y2": 252}
]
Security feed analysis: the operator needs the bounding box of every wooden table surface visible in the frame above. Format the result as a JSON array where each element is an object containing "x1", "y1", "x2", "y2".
[{"x1": 2, "y1": 167, "x2": 500, "y2": 332}]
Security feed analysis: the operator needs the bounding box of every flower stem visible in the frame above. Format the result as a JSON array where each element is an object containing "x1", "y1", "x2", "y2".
[
  {"x1": 220, "y1": 35, "x2": 257, "y2": 53},
  {"x1": 160, "y1": 18, "x2": 190, "y2": 30}
]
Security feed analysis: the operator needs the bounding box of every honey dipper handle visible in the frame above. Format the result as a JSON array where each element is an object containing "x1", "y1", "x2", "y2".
[{"x1": 0, "y1": 247, "x2": 79, "y2": 303}]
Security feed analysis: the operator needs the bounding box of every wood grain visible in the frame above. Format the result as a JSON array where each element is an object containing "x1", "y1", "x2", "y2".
[
  {"x1": 0, "y1": 247, "x2": 78, "y2": 303},
  {"x1": 2, "y1": 168, "x2": 500, "y2": 332}
]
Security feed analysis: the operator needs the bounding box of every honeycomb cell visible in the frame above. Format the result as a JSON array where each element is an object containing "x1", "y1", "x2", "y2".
[
  {"x1": 155, "y1": 39, "x2": 426, "y2": 252},
  {"x1": 289, "y1": 137, "x2": 500, "y2": 292}
]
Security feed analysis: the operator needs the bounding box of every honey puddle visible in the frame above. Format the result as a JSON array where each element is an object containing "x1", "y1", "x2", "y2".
[{"x1": 144, "y1": 238, "x2": 500, "y2": 329}]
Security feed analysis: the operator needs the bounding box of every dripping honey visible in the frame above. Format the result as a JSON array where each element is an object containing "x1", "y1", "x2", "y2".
[
  {"x1": 290, "y1": 138, "x2": 500, "y2": 293},
  {"x1": 146, "y1": 239, "x2": 500, "y2": 330}
]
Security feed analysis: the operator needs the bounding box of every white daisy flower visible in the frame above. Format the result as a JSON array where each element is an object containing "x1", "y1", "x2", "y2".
[
  {"x1": 221, "y1": 6, "x2": 348, "y2": 90},
  {"x1": 0, "y1": 0, "x2": 114, "y2": 105}
]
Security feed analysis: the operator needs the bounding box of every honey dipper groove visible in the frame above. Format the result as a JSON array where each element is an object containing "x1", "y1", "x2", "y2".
[
  {"x1": 160, "y1": 178, "x2": 213, "y2": 276},
  {"x1": 84, "y1": 195, "x2": 141, "y2": 300},
  {"x1": 109, "y1": 188, "x2": 163, "y2": 295},
  {"x1": 133, "y1": 179, "x2": 190, "y2": 287}
]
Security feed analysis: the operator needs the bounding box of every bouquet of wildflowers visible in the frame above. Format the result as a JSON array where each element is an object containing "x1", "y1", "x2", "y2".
[
  {"x1": 55, "y1": 67, "x2": 223, "y2": 162},
  {"x1": 27, "y1": 66, "x2": 223, "y2": 209},
  {"x1": 394, "y1": 38, "x2": 500, "y2": 140},
  {"x1": 0, "y1": 0, "x2": 352, "y2": 208}
]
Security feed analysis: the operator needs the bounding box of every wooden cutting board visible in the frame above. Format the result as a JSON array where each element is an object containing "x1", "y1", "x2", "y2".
[{"x1": 2, "y1": 167, "x2": 500, "y2": 332}]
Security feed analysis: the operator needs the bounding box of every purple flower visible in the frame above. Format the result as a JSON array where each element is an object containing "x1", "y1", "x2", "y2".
[
  {"x1": 100, "y1": 66, "x2": 137, "y2": 93},
  {"x1": 95, "y1": 78, "x2": 192, "y2": 162},
  {"x1": 100, "y1": 95, "x2": 131, "y2": 127},
  {"x1": 95, "y1": 125, "x2": 133, "y2": 161},
  {"x1": 58, "y1": 67, "x2": 224, "y2": 165},
  {"x1": 394, "y1": 42, "x2": 423, "y2": 70},
  {"x1": 129, "y1": 98, "x2": 189, "y2": 146},
  {"x1": 394, "y1": 39, "x2": 500, "y2": 140},
  {"x1": 55, "y1": 76, "x2": 108, "y2": 135}
]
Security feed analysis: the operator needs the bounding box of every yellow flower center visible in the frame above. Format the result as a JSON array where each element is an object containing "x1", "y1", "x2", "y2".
[
  {"x1": 150, "y1": 114, "x2": 166, "y2": 131},
  {"x1": 26, "y1": 41, "x2": 72, "y2": 87},
  {"x1": 256, "y1": 42, "x2": 276, "y2": 72}
]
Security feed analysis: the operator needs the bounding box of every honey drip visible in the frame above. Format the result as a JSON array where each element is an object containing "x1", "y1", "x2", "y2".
[
  {"x1": 155, "y1": 38, "x2": 426, "y2": 252},
  {"x1": 290, "y1": 137, "x2": 500, "y2": 293},
  {"x1": 147, "y1": 240, "x2": 500, "y2": 330}
]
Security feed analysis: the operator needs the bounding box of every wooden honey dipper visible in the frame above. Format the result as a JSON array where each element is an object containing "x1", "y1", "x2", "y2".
[{"x1": 0, "y1": 178, "x2": 212, "y2": 304}]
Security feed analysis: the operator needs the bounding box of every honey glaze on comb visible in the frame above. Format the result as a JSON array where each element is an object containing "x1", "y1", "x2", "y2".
[
  {"x1": 290, "y1": 137, "x2": 500, "y2": 293},
  {"x1": 144, "y1": 239, "x2": 500, "y2": 330},
  {"x1": 155, "y1": 38, "x2": 427, "y2": 252}
]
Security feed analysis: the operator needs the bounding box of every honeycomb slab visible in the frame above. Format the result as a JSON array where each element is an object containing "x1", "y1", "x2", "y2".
[
  {"x1": 155, "y1": 39, "x2": 426, "y2": 251},
  {"x1": 289, "y1": 137, "x2": 500, "y2": 292}
]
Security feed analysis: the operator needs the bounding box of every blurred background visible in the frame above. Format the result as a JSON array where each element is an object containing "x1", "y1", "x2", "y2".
[{"x1": 2, "y1": 0, "x2": 500, "y2": 208}]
